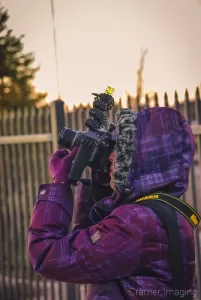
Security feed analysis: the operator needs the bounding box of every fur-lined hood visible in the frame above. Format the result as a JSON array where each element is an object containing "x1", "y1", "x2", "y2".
[{"x1": 111, "y1": 106, "x2": 195, "y2": 203}]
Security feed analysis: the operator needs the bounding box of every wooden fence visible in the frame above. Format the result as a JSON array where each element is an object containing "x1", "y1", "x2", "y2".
[{"x1": 0, "y1": 87, "x2": 201, "y2": 299}]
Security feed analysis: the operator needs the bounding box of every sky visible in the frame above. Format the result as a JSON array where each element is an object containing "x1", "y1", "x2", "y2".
[{"x1": 1, "y1": 0, "x2": 201, "y2": 108}]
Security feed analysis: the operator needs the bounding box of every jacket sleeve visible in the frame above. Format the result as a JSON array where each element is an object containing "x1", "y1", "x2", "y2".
[
  {"x1": 72, "y1": 179, "x2": 94, "y2": 231},
  {"x1": 28, "y1": 183, "x2": 144, "y2": 284}
]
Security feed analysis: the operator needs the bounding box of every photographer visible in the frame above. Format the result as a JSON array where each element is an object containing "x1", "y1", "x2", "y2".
[{"x1": 28, "y1": 107, "x2": 197, "y2": 300}]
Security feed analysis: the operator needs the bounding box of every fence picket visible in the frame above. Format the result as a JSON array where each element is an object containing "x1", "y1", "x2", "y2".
[
  {"x1": 0, "y1": 110, "x2": 7, "y2": 300},
  {"x1": 3, "y1": 109, "x2": 14, "y2": 299},
  {"x1": 164, "y1": 92, "x2": 169, "y2": 107}
]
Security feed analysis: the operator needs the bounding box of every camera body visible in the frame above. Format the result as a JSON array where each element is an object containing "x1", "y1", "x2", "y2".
[
  {"x1": 57, "y1": 88, "x2": 116, "y2": 183},
  {"x1": 58, "y1": 124, "x2": 116, "y2": 182}
]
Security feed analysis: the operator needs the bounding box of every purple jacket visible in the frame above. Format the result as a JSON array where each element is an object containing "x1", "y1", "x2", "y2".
[{"x1": 28, "y1": 107, "x2": 196, "y2": 299}]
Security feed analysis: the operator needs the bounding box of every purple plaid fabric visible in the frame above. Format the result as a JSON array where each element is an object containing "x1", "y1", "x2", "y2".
[
  {"x1": 28, "y1": 107, "x2": 196, "y2": 299},
  {"x1": 128, "y1": 107, "x2": 195, "y2": 200}
]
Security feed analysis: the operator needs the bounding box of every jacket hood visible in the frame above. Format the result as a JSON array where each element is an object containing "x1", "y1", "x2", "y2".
[{"x1": 111, "y1": 107, "x2": 195, "y2": 202}]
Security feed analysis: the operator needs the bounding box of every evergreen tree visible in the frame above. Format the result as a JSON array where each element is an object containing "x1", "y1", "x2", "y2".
[{"x1": 0, "y1": 6, "x2": 47, "y2": 109}]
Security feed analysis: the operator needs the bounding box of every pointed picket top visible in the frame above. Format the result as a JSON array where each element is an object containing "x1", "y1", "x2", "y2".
[
  {"x1": 126, "y1": 94, "x2": 131, "y2": 109},
  {"x1": 79, "y1": 103, "x2": 84, "y2": 109},
  {"x1": 164, "y1": 92, "x2": 169, "y2": 107},
  {"x1": 136, "y1": 95, "x2": 140, "y2": 105},
  {"x1": 183, "y1": 89, "x2": 190, "y2": 121},
  {"x1": 174, "y1": 91, "x2": 180, "y2": 110},
  {"x1": 135, "y1": 95, "x2": 140, "y2": 112},
  {"x1": 195, "y1": 86, "x2": 200, "y2": 100},
  {"x1": 195, "y1": 87, "x2": 201, "y2": 123},
  {"x1": 145, "y1": 93, "x2": 149, "y2": 108},
  {"x1": 184, "y1": 89, "x2": 189, "y2": 102},
  {"x1": 67, "y1": 105, "x2": 73, "y2": 113},
  {"x1": 154, "y1": 93, "x2": 159, "y2": 107},
  {"x1": 73, "y1": 104, "x2": 76, "y2": 112}
]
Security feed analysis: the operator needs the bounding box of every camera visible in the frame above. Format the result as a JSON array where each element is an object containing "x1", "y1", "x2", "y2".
[{"x1": 57, "y1": 87, "x2": 116, "y2": 183}]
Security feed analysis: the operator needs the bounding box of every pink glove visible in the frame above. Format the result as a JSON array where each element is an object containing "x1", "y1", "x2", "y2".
[{"x1": 49, "y1": 147, "x2": 78, "y2": 184}]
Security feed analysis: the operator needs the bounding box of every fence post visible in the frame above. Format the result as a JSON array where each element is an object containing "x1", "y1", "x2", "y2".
[
  {"x1": 50, "y1": 98, "x2": 78, "y2": 299},
  {"x1": 50, "y1": 99, "x2": 65, "y2": 152}
]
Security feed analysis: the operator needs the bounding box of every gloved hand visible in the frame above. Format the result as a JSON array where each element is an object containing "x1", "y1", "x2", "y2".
[{"x1": 49, "y1": 147, "x2": 78, "y2": 184}]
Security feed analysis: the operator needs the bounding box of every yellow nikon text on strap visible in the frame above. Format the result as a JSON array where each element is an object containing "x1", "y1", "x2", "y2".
[{"x1": 135, "y1": 192, "x2": 201, "y2": 229}]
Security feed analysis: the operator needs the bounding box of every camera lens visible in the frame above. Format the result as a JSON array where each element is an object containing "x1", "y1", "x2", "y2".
[{"x1": 57, "y1": 128, "x2": 78, "y2": 149}]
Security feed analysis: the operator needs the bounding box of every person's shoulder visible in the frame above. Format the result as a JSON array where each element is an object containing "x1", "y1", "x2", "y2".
[
  {"x1": 112, "y1": 203, "x2": 156, "y2": 219},
  {"x1": 110, "y1": 203, "x2": 159, "y2": 231},
  {"x1": 111, "y1": 203, "x2": 195, "y2": 238}
]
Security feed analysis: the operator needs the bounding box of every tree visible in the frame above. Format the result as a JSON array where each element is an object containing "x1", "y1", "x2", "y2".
[{"x1": 0, "y1": 6, "x2": 47, "y2": 109}]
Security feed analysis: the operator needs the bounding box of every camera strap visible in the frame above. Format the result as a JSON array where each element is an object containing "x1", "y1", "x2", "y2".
[
  {"x1": 116, "y1": 193, "x2": 200, "y2": 300},
  {"x1": 135, "y1": 192, "x2": 200, "y2": 229}
]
